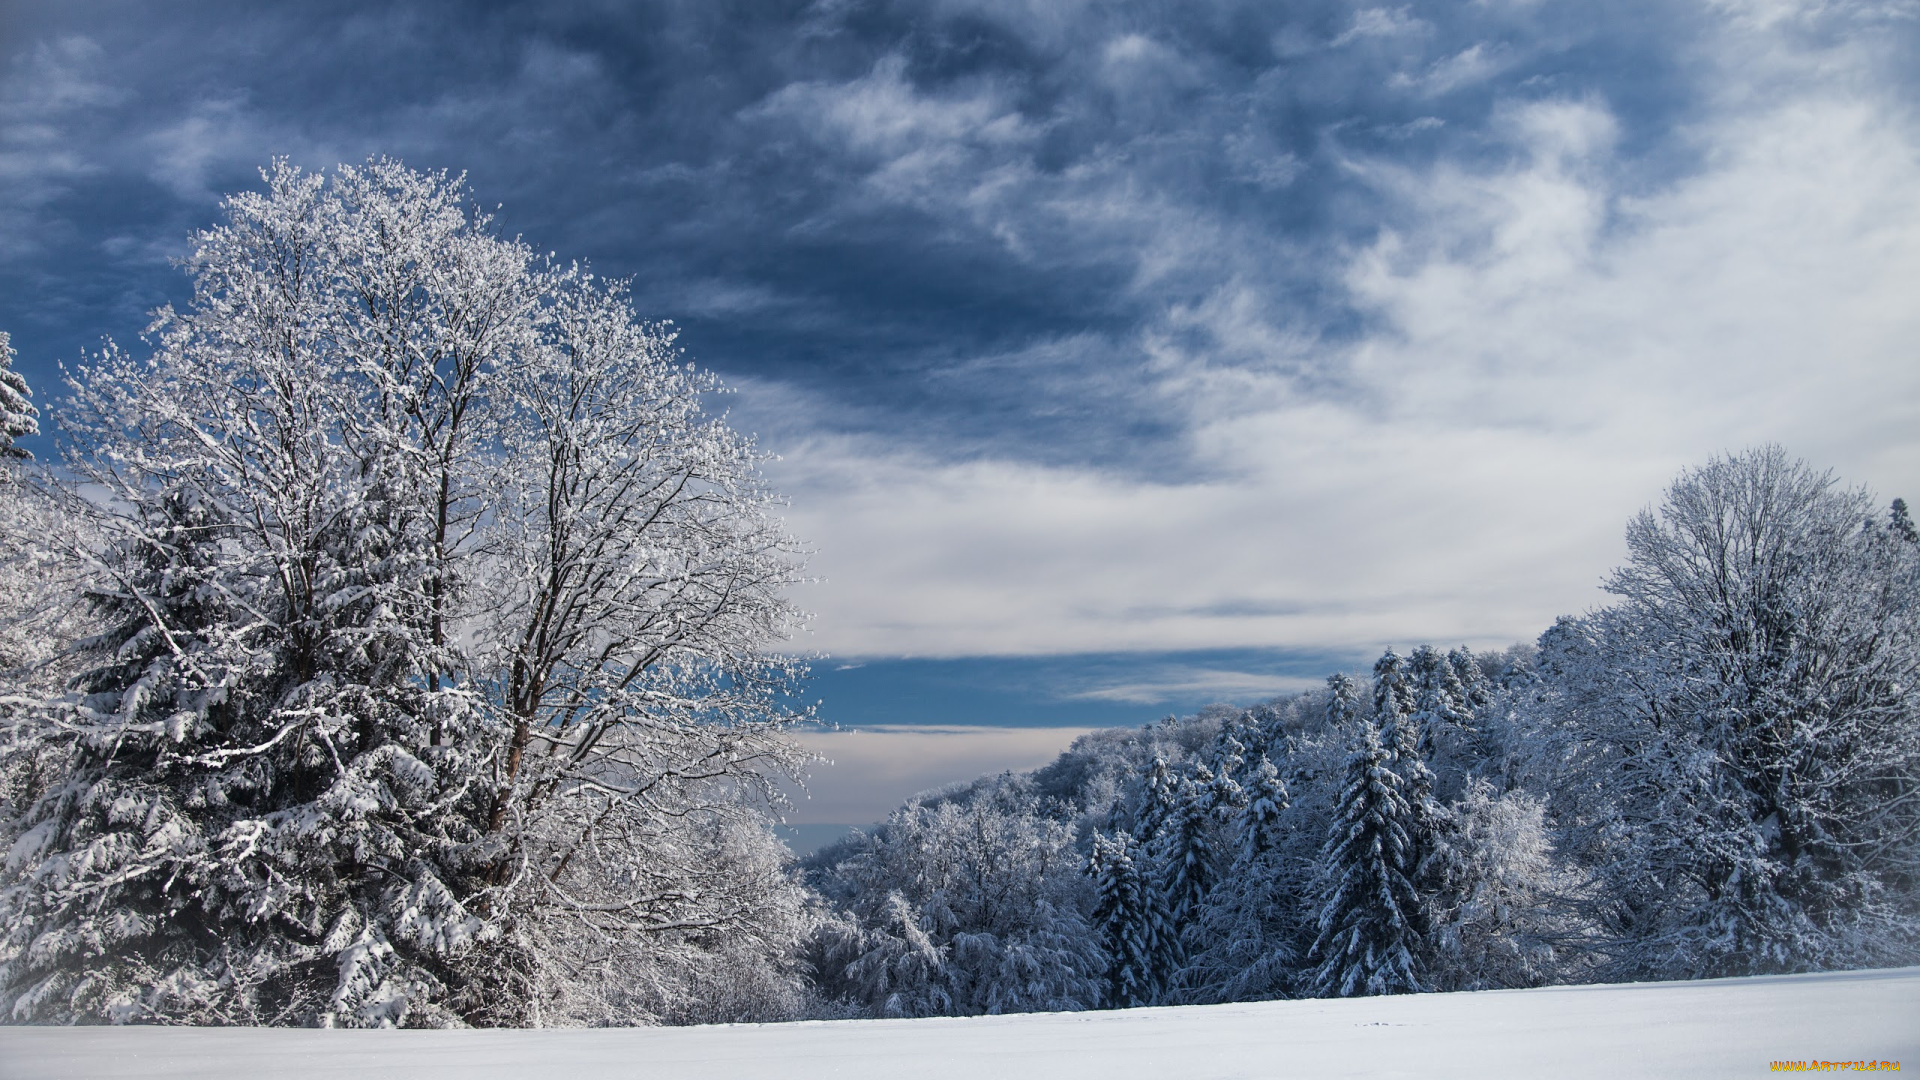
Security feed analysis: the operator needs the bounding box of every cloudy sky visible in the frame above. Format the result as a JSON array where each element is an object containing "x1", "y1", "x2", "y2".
[{"x1": 4, "y1": 0, "x2": 1918, "y2": 816}]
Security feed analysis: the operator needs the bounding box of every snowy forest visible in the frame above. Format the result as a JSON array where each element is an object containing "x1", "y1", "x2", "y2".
[{"x1": 1, "y1": 161, "x2": 1917, "y2": 1029}]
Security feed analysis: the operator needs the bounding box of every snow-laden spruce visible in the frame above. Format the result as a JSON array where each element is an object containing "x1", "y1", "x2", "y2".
[
  {"x1": 0, "y1": 331, "x2": 37, "y2": 461},
  {"x1": 0, "y1": 161, "x2": 810, "y2": 1027},
  {"x1": 1308, "y1": 717, "x2": 1426, "y2": 997}
]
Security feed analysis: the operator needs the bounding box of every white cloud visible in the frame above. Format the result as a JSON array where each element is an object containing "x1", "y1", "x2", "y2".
[
  {"x1": 751, "y1": 55, "x2": 1034, "y2": 161},
  {"x1": 1390, "y1": 43, "x2": 1516, "y2": 96},
  {"x1": 1334, "y1": 7, "x2": 1433, "y2": 47},
  {"x1": 1065, "y1": 669, "x2": 1327, "y2": 704},
  {"x1": 143, "y1": 97, "x2": 263, "y2": 201},
  {"x1": 759, "y1": 12, "x2": 1920, "y2": 661}
]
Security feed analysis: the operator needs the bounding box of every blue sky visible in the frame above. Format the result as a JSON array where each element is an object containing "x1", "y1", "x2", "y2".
[{"x1": 4, "y1": 1, "x2": 1919, "y2": 815}]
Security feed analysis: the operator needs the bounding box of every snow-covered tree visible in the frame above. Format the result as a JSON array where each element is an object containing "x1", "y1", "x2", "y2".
[
  {"x1": 1539, "y1": 447, "x2": 1920, "y2": 978},
  {"x1": 528, "y1": 812, "x2": 815, "y2": 1026},
  {"x1": 464, "y1": 267, "x2": 808, "y2": 1018},
  {"x1": 808, "y1": 788, "x2": 1103, "y2": 1018},
  {"x1": 1425, "y1": 781, "x2": 1583, "y2": 992},
  {"x1": 0, "y1": 347, "x2": 92, "y2": 696},
  {"x1": 0, "y1": 332, "x2": 38, "y2": 460},
  {"x1": 1370, "y1": 651, "x2": 1416, "y2": 752},
  {"x1": 1180, "y1": 754, "x2": 1298, "y2": 1004},
  {"x1": 1235, "y1": 756, "x2": 1289, "y2": 864},
  {"x1": 0, "y1": 160, "x2": 807, "y2": 1027},
  {"x1": 1087, "y1": 830, "x2": 1166, "y2": 1009},
  {"x1": 1308, "y1": 719, "x2": 1425, "y2": 998},
  {"x1": 0, "y1": 162, "x2": 504, "y2": 1025},
  {"x1": 1891, "y1": 498, "x2": 1918, "y2": 545},
  {"x1": 1325, "y1": 672, "x2": 1364, "y2": 730},
  {"x1": 1156, "y1": 764, "x2": 1226, "y2": 933},
  {"x1": 1447, "y1": 647, "x2": 1494, "y2": 713}
]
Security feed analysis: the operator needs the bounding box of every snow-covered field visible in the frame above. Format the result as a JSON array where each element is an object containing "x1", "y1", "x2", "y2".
[{"x1": 3, "y1": 967, "x2": 1914, "y2": 1080}]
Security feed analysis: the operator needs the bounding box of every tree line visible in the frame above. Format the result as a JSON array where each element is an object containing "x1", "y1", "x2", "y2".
[{"x1": 801, "y1": 450, "x2": 1920, "y2": 1014}]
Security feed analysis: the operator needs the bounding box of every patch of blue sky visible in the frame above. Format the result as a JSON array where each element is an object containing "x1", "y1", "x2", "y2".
[{"x1": 797, "y1": 647, "x2": 1370, "y2": 729}]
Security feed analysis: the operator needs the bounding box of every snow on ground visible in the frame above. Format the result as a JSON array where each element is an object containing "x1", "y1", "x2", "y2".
[{"x1": 2, "y1": 967, "x2": 1914, "y2": 1080}]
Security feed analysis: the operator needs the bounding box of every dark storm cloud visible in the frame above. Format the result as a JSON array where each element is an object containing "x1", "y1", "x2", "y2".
[{"x1": 0, "y1": 0, "x2": 1742, "y2": 470}]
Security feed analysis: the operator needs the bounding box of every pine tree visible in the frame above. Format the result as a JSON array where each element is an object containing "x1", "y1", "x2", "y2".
[
  {"x1": 1236, "y1": 756, "x2": 1290, "y2": 864},
  {"x1": 1132, "y1": 754, "x2": 1179, "y2": 842},
  {"x1": 0, "y1": 331, "x2": 37, "y2": 460},
  {"x1": 1892, "y1": 498, "x2": 1918, "y2": 544},
  {"x1": 1087, "y1": 830, "x2": 1166, "y2": 1009},
  {"x1": 1309, "y1": 719, "x2": 1426, "y2": 998},
  {"x1": 1371, "y1": 650, "x2": 1419, "y2": 762},
  {"x1": 1447, "y1": 647, "x2": 1494, "y2": 712},
  {"x1": 1179, "y1": 755, "x2": 1296, "y2": 1005},
  {"x1": 1409, "y1": 645, "x2": 1470, "y2": 735},
  {"x1": 1158, "y1": 765, "x2": 1222, "y2": 930},
  {"x1": 1373, "y1": 648, "x2": 1435, "y2": 810},
  {"x1": 1325, "y1": 672, "x2": 1364, "y2": 729}
]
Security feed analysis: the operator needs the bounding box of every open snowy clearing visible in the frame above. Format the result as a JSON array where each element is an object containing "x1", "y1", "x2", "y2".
[{"x1": 3, "y1": 967, "x2": 1914, "y2": 1080}]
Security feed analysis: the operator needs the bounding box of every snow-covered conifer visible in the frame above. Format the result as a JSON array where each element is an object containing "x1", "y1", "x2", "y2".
[
  {"x1": 1158, "y1": 765, "x2": 1223, "y2": 930},
  {"x1": 1892, "y1": 498, "x2": 1918, "y2": 544},
  {"x1": 1447, "y1": 647, "x2": 1493, "y2": 712},
  {"x1": 1177, "y1": 755, "x2": 1298, "y2": 1005},
  {"x1": 1087, "y1": 830, "x2": 1165, "y2": 1009},
  {"x1": 1308, "y1": 720, "x2": 1425, "y2": 998},
  {"x1": 0, "y1": 342, "x2": 89, "y2": 694},
  {"x1": 0, "y1": 332, "x2": 37, "y2": 460},
  {"x1": 1236, "y1": 756, "x2": 1290, "y2": 863},
  {"x1": 1370, "y1": 651, "x2": 1419, "y2": 764}
]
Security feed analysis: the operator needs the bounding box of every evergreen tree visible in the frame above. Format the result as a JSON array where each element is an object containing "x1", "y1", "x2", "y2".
[
  {"x1": 1180, "y1": 755, "x2": 1296, "y2": 1005},
  {"x1": 1409, "y1": 645, "x2": 1471, "y2": 736},
  {"x1": 1447, "y1": 647, "x2": 1494, "y2": 712},
  {"x1": 1236, "y1": 757, "x2": 1289, "y2": 864},
  {"x1": 0, "y1": 331, "x2": 37, "y2": 460},
  {"x1": 1309, "y1": 720, "x2": 1426, "y2": 998},
  {"x1": 1158, "y1": 765, "x2": 1225, "y2": 931},
  {"x1": 1892, "y1": 498, "x2": 1918, "y2": 544},
  {"x1": 1325, "y1": 672, "x2": 1364, "y2": 729},
  {"x1": 1373, "y1": 649, "x2": 1435, "y2": 811},
  {"x1": 1087, "y1": 830, "x2": 1166, "y2": 1009},
  {"x1": 1132, "y1": 754, "x2": 1179, "y2": 843},
  {"x1": 1371, "y1": 650, "x2": 1420, "y2": 766}
]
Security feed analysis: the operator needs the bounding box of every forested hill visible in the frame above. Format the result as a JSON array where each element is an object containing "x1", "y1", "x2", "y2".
[{"x1": 800, "y1": 451, "x2": 1920, "y2": 1017}]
